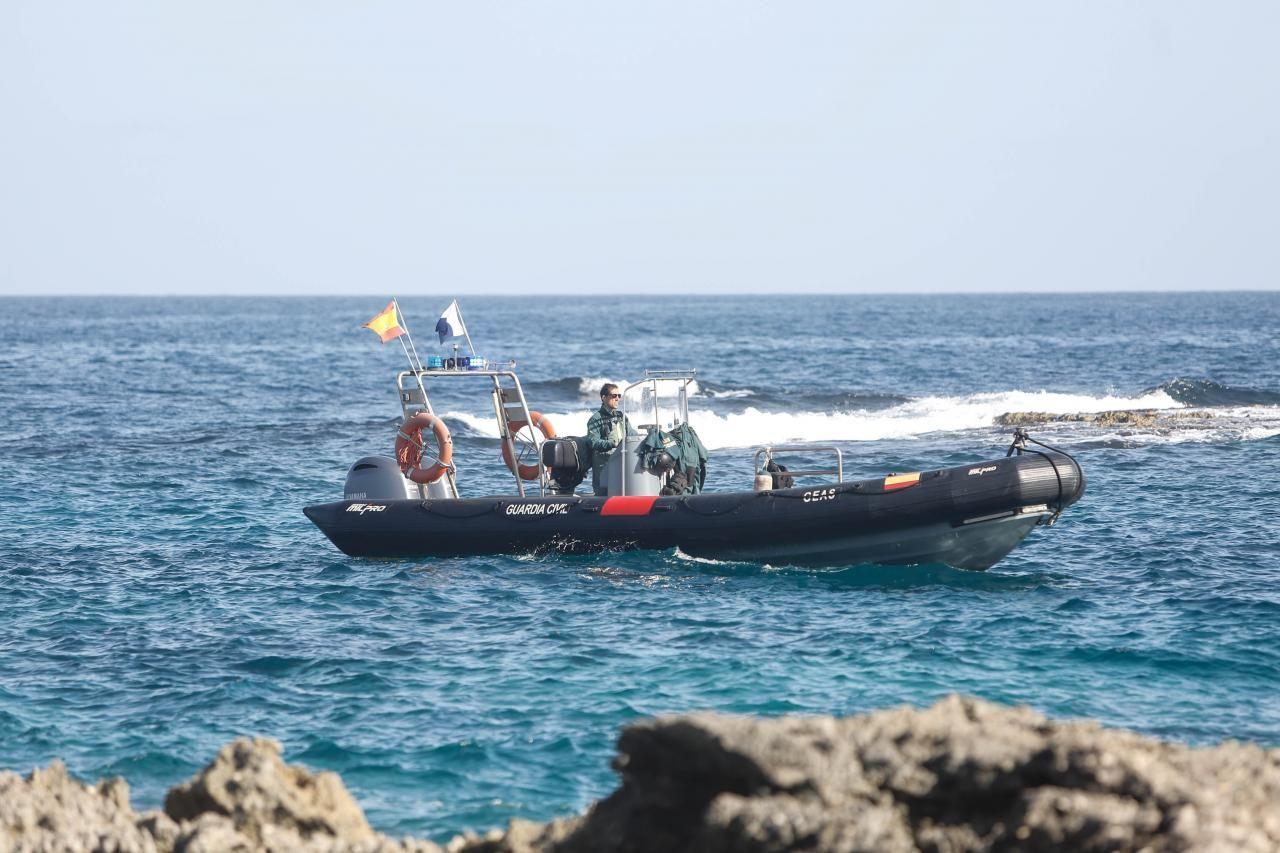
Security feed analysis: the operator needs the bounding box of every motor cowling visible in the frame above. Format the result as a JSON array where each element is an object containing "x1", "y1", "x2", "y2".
[{"x1": 344, "y1": 456, "x2": 413, "y2": 501}]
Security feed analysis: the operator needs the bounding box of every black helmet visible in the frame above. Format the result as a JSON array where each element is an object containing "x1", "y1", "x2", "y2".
[{"x1": 650, "y1": 451, "x2": 676, "y2": 474}]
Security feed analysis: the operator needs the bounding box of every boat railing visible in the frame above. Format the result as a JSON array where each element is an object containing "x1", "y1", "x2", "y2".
[
  {"x1": 753, "y1": 445, "x2": 844, "y2": 483},
  {"x1": 621, "y1": 369, "x2": 697, "y2": 429},
  {"x1": 618, "y1": 370, "x2": 698, "y2": 496}
]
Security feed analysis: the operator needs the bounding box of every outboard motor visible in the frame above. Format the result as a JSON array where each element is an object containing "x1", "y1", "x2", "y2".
[
  {"x1": 343, "y1": 456, "x2": 413, "y2": 501},
  {"x1": 541, "y1": 437, "x2": 591, "y2": 495}
]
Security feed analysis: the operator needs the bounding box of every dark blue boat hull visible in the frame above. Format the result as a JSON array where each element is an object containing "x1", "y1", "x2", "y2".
[{"x1": 304, "y1": 451, "x2": 1084, "y2": 570}]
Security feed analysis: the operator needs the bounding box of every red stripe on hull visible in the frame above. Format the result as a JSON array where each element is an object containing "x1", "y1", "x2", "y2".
[{"x1": 601, "y1": 496, "x2": 659, "y2": 516}]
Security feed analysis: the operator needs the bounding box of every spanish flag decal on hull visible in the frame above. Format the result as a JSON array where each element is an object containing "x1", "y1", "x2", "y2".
[{"x1": 883, "y1": 472, "x2": 921, "y2": 491}]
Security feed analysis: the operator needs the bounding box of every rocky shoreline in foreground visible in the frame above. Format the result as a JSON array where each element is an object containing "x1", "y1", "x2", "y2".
[{"x1": 3, "y1": 696, "x2": 1277, "y2": 852}]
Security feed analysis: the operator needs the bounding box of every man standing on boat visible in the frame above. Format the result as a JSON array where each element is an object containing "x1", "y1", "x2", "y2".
[{"x1": 587, "y1": 383, "x2": 636, "y2": 495}]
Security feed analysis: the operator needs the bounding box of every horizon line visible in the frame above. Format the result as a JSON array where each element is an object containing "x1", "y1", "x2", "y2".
[{"x1": 1, "y1": 288, "x2": 1277, "y2": 298}]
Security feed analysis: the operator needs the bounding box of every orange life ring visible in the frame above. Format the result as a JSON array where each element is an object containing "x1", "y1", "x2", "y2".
[
  {"x1": 395, "y1": 412, "x2": 453, "y2": 484},
  {"x1": 502, "y1": 411, "x2": 556, "y2": 480}
]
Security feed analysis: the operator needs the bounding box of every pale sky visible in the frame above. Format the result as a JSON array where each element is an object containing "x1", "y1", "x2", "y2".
[{"x1": 2, "y1": 2, "x2": 1277, "y2": 295}]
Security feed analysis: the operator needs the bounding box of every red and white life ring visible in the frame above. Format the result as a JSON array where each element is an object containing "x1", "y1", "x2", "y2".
[
  {"x1": 395, "y1": 412, "x2": 453, "y2": 484},
  {"x1": 502, "y1": 411, "x2": 556, "y2": 481}
]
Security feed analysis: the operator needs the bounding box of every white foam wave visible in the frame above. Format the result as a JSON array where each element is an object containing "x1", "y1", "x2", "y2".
[
  {"x1": 1243, "y1": 426, "x2": 1280, "y2": 441},
  {"x1": 575, "y1": 376, "x2": 715, "y2": 398},
  {"x1": 442, "y1": 388, "x2": 1189, "y2": 450},
  {"x1": 671, "y1": 547, "x2": 751, "y2": 567},
  {"x1": 1076, "y1": 420, "x2": 1280, "y2": 446},
  {"x1": 575, "y1": 376, "x2": 625, "y2": 396},
  {"x1": 699, "y1": 389, "x2": 1186, "y2": 448},
  {"x1": 671, "y1": 548, "x2": 733, "y2": 565}
]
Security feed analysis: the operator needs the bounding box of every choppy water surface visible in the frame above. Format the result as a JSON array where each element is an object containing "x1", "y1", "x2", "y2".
[{"x1": 2, "y1": 293, "x2": 1278, "y2": 841}]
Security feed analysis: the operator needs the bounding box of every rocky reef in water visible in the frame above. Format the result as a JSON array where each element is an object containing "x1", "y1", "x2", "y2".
[
  {"x1": 994, "y1": 409, "x2": 1215, "y2": 429},
  {"x1": 3, "y1": 696, "x2": 1278, "y2": 852}
]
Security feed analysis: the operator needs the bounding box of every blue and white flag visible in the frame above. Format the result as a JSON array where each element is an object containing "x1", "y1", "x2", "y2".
[{"x1": 435, "y1": 299, "x2": 468, "y2": 345}]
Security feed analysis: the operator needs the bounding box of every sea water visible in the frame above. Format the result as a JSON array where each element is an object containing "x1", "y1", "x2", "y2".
[{"x1": 1, "y1": 293, "x2": 1278, "y2": 841}]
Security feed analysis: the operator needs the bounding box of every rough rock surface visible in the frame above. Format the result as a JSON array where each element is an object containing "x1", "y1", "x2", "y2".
[
  {"x1": 0, "y1": 761, "x2": 162, "y2": 853},
  {"x1": 3, "y1": 697, "x2": 1278, "y2": 852},
  {"x1": 994, "y1": 409, "x2": 1214, "y2": 429},
  {"x1": 472, "y1": 696, "x2": 1280, "y2": 853},
  {"x1": 157, "y1": 737, "x2": 444, "y2": 852},
  {"x1": 163, "y1": 737, "x2": 379, "y2": 849},
  {"x1": 0, "y1": 739, "x2": 441, "y2": 853}
]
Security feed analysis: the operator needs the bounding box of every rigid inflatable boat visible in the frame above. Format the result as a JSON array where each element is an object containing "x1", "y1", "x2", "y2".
[{"x1": 305, "y1": 362, "x2": 1084, "y2": 570}]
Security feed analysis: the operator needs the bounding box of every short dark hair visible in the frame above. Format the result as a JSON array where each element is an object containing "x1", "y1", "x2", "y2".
[{"x1": 600, "y1": 383, "x2": 619, "y2": 398}]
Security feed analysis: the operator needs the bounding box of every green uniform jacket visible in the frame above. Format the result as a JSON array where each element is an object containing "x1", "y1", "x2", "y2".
[
  {"x1": 586, "y1": 404, "x2": 636, "y2": 495},
  {"x1": 637, "y1": 422, "x2": 709, "y2": 494}
]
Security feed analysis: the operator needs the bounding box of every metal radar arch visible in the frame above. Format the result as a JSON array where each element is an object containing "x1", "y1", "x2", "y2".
[{"x1": 395, "y1": 365, "x2": 550, "y2": 499}]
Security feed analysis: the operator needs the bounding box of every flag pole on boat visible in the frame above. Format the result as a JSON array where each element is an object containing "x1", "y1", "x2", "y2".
[
  {"x1": 388, "y1": 305, "x2": 418, "y2": 373},
  {"x1": 391, "y1": 298, "x2": 429, "y2": 373},
  {"x1": 435, "y1": 299, "x2": 475, "y2": 357},
  {"x1": 397, "y1": 335, "x2": 417, "y2": 372},
  {"x1": 460, "y1": 305, "x2": 475, "y2": 356},
  {"x1": 389, "y1": 302, "x2": 435, "y2": 483},
  {"x1": 361, "y1": 299, "x2": 460, "y2": 498},
  {"x1": 363, "y1": 298, "x2": 429, "y2": 402},
  {"x1": 362, "y1": 300, "x2": 412, "y2": 362},
  {"x1": 360, "y1": 299, "x2": 427, "y2": 376}
]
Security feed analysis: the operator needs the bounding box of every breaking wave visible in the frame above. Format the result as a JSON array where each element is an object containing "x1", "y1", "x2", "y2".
[
  {"x1": 519, "y1": 376, "x2": 914, "y2": 410},
  {"x1": 1145, "y1": 378, "x2": 1280, "y2": 408},
  {"x1": 524, "y1": 375, "x2": 753, "y2": 399},
  {"x1": 524, "y1": 376, "x2": 1280, "y2": 411},
  {"x1": 443, "y1": 388, "x2": 1190, "y2": 450}
]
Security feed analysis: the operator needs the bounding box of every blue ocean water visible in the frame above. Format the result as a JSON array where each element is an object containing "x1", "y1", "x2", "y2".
[{"x1": 2, "y1": 293, "x2": 1279, "y2": 841}]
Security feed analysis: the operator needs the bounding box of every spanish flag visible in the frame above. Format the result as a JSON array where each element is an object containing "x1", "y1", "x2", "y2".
[
  {"x1": 363, "y1": 301, "x2": 405, "y2": 343},
  {"x1": 883, "y1": 472, "x2": 921, "y2": 491}
]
